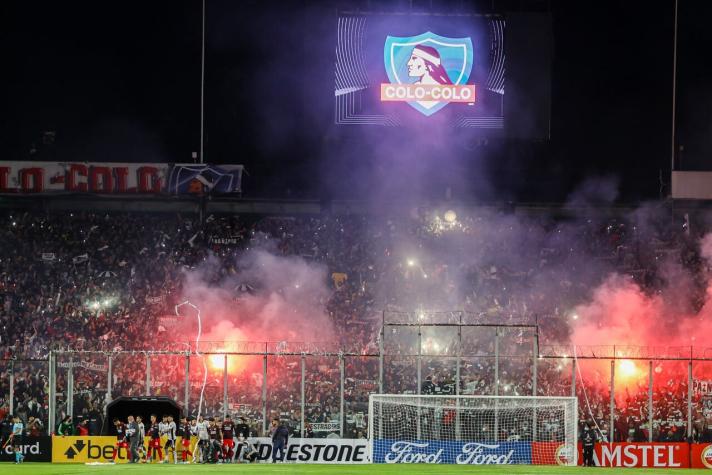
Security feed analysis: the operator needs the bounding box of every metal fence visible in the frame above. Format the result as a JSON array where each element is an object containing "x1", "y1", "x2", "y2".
[
  {"x1": 41, "y1": 342, "x2": 380, "y2": 439},
  {"x1": 3, "y1": 336, "x2": 712, "y2": 442}
]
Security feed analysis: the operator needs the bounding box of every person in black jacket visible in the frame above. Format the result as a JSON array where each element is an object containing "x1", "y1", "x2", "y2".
[
  {"x1": 270, "y1": 418, "x2": 289, "y2": 463},
  {"x1": 0, "y1": 415, "x2": 12, "y2": 447},
  {"x1": 581, "y1": 420, "x2": 598, "y2": 467},
  {"x1": 235, "y1": 417, "x2": 250, "y2": 439}
]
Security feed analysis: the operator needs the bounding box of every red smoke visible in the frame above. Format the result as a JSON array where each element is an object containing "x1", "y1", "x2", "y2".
[
  {"x1": 569, "y1": 234, "x2": 712, "y2": 387},
  {"x1": 172, "y1": 249, "x2": 335, "y2": 384}
]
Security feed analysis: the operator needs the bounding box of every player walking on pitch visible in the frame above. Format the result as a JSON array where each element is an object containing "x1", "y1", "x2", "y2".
[
  {"x1": 221, "y1": 414, "x2": 236, "y2": 463},
  {"x1": 208, "y1": 418, "x2": 223, "y2": 463},
  {"x1": 194, "y1": 416, "x2": 210, "y2": 463},
  {"x1": 146, "y1": 414, "x2": 163, "y2": 463},
  {"x1": 178, "y1": 416, "x2": 193, "y2": 463},
  {"x1": 110, "y1": 418, "x2": 129, "y2": 463},
  {"x1": 136, "y1": 416, "x2": 147, "y2": 462},
  {"x1": 162, "y1": 415, "x2": 178, "y2": 463}
]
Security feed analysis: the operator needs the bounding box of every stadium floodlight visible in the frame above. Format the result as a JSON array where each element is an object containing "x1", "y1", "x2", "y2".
[{"x1": 368, "y1": 394, "x2": 577, "y2": 466}]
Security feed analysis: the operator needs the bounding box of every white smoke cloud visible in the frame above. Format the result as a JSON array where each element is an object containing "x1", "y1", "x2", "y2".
[{"x1": 180, "y1": 248, "x2": 335, "y2": 345}]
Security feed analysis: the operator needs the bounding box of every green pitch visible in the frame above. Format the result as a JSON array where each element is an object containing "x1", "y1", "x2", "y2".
[{"x1": 1, "y1": 464, "x2": 711, "y2": 475}]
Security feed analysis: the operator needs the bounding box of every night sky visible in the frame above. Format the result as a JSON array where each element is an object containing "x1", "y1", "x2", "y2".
[{"x1": 1, "y1": 0, "x2": 708, "y2": 202}]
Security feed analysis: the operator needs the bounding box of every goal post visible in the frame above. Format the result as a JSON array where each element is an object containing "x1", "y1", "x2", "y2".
[{"x1": 368, "y1": 394, "x2": 577, "y2": 466}]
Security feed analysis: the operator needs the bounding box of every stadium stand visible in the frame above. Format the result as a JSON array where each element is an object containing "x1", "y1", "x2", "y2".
[{"x1": 0, "y1": 208, "x2": 710, "y2": 442}]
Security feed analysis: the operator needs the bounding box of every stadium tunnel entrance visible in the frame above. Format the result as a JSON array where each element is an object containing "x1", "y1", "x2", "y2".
[{"x1": 105, "y1": 396, "x2": 181, "y2": 435}]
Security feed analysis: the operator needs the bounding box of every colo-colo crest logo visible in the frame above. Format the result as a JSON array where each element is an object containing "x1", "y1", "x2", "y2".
[
  {"x1": 381, "y1": 32, "x2": 475, "y2": 116},
  {"x1": 384, "y1": 441, "x2": 515, "y2": 464}
]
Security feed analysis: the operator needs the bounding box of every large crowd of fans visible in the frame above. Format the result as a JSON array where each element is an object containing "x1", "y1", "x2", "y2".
[{"x1": 1, "y1": 207, "x2": 711, "y2": 442}]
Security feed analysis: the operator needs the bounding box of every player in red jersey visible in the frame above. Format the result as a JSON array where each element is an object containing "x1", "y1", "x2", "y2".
[
  {"x1": 178, "y1": 416, "x2": 193, "y2": 463},
  {"x1": 207, "y1": 418, "x2": 223, "y2": 463},
  {"x1": 221, "y1": 415, "x2": 235, "y2": 463},
  {"x1": 146, "y1": 414, "x2": 163, "y2": 463},
  {"x1": 111, "y1": 418, "x2": 129, "y2": 463}
]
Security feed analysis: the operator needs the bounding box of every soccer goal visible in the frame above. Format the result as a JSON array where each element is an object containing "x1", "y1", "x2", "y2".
[{"x1": 368, "y1": 394, "x2": 577, "y2": 466}]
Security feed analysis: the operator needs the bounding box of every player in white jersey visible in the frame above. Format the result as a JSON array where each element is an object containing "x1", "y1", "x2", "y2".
[
  {"x1": 158, "y1": 416, "x2": 167, "y2": 462},
  {"x1": 194, "y1": 416, "x2": 210, "y2": 463},
  {"x1": 158, "y1": 416, "x2": 167, "y2": 442},
  {"x1": 162, "y1": 415, "x2": 178, "y2": 464},
  {"x1": 136, "y1": 416, "x2": 147, "y2": 462}
]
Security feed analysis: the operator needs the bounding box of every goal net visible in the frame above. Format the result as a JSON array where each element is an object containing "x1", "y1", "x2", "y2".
[{"x1": 369, "y1": 395, "x2": 577, "y2": 466}]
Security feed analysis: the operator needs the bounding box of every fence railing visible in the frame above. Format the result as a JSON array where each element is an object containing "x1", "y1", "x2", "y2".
[{"x1": 2, "y1": 340, "x2": 712, "y2": 444}]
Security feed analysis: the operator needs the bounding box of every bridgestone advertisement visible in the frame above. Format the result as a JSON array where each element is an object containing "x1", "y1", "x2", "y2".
[
  {"x1": 252, "y1": 438, "x2": 368, "y2": 463},
  {"x1": 0, "y1": 436, "x2": 52, "y2": 462}
]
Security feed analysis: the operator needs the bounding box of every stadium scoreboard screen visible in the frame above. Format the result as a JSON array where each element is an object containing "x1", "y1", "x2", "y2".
[
  {"x1": 336, "y1": 13, "x2": 504, "y2": 129},
  {"x1": 334, "y1": 10, "x2": 552, "y2": 138}
]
